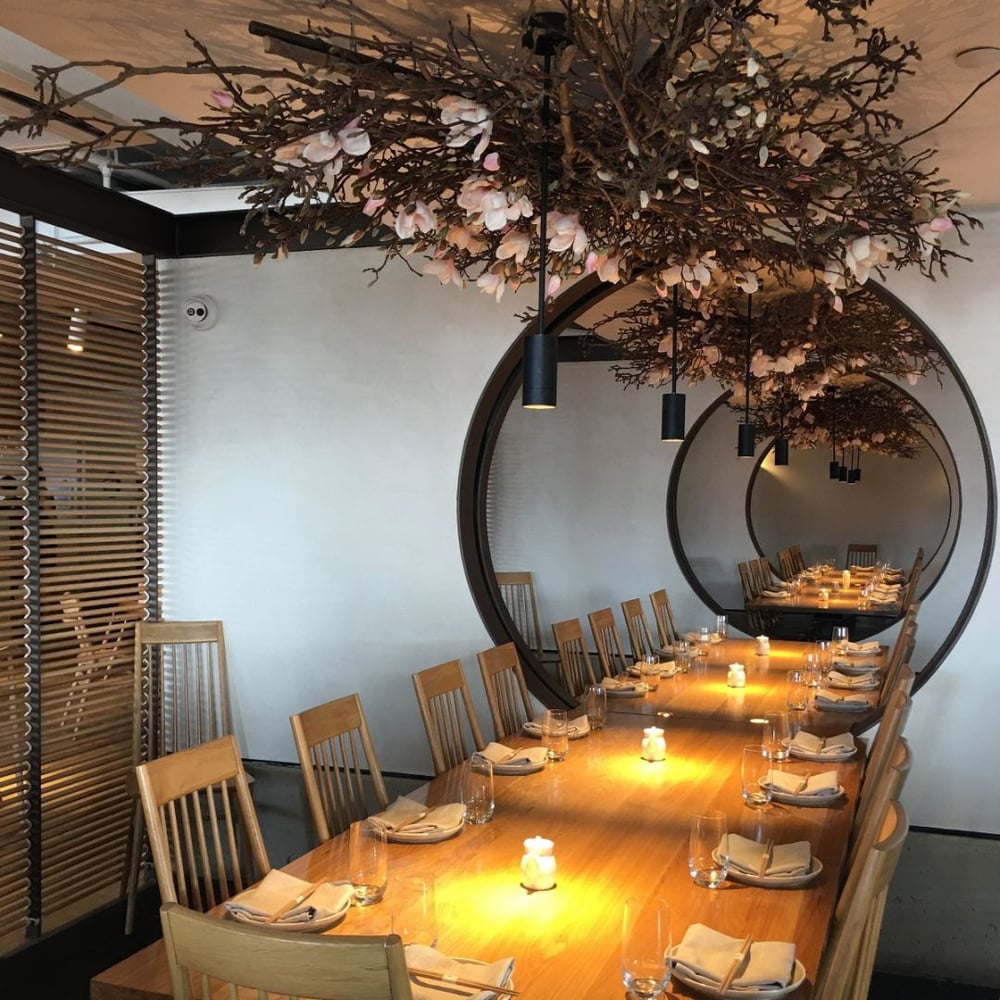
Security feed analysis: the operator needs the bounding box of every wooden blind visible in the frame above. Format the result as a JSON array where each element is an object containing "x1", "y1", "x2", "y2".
[
  {"x1": 0, "y1": 219, "x2": 30, "y2": 954},
  {"x1": 34, "y1": 232, "x2": 149, "y2": 931}
]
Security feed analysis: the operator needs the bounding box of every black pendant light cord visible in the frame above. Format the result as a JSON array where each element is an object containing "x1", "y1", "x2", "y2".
[
  {"x1": 744, "y1": 293, "x2": 752, "y2": 424},
  {"x1": 535, "y1": 50, "x2": 552, "y2": 335},
  {"x1": 671, "y1": 284, "x2": 679, "y2": 392}
]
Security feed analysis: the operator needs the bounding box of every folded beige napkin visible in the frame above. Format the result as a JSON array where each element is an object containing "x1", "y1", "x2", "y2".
[
  {"x1": 522, "y1": 714, "x2": 589, "y2": 738},
  {"x1": 827, "y1": 670, "x2": 880, "y2": 690},
  {"x1": 764, "y1": 768, "x2": 839, "y2": 796},
  {"x1": 224, "y1": 870, "x2": 352, "y2": 925},
  {"x1": 398, "y1": 803, "x2": 467, "y2": 834},
  {"x1": 602, "y1": 676, "x2": 639, "y2": 691},
  {"x1": 725, "y1": 833, "x2": 812, "y2": 877},
  {"x1": 815, "y1": 689, "x2": 873, "y2": 711},
  {"x1": 761, "y1": 588, "x2": 791, "y2": 598},
  {"x1": 846, "y1": 640, "x2": 881, "y2": 654},
  {"x1": 476, "y1": 742, "x2": 548, "y2": 767},
  {"x1": 370, "y1": 795, "x2": 428, "y2": 832},
  {"x1": 790, "y1": 731, "x2": 855, "y2": 755},
  {"x1": 683, "y1": 632, "x2": 724, "y2": 643},
  {"x1": 627, "y1": 661, "x2": 676, "y2": 678},
  {"x1": 832, "y1": 658, "x2": 878, "y2": 673},
  {"x1": 673, "y1": 924, "x2": 796, "y2": 991},
  {"x1": 406, "y1": 943, "x2": 515, "y2": 1000}
]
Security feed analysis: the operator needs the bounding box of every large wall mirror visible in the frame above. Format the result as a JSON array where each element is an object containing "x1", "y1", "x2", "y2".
[{"x1": 459, "y1": 274, "x2": 994, "y2": 715}]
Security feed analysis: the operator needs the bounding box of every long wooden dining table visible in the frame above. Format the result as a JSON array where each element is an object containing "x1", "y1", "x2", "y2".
[{"x1": 91, "y1": 659, "x2": 870, "y2": 1000}]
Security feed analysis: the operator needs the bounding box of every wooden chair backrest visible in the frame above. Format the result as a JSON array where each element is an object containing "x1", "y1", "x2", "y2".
[
  {"x1": 135, "y1": 734, "x2": 269, "y2": 912},
  {"x1": 789, "y1": 545, "x2": 807, "y2": 574},
  {"x1": 776, "y1": 549, "x2": 796, "y2": 582},
  {"x1": 551, "y1": 618, "x2": 596, "y2": 698},
  {"x1": 587, "y1": 607, "x2": 629, "y2": 678},
  {"x1": 161, "y1": 902, "x2": 414, "y2": 1000},
  {"x1": 496, "y1": 571, "x2": 544, "y2": 658},
  {"x1": 620, "y1": 597, "x2": 655, "y2": 662},
  {"x1": 133, "y1": 620, "x2": 231, "y2": 764},
  {"x1": 648, "y1": 589, "x2": 679, "y2": 648},
  {"x1": 882, "y1": 624, "x2": 917, "y2": 697},
  {"x1": 738, "y1": 561, "x2": 759, "y2": 602},
  {"x1": 289, "y1": 693, "x2": 389, "y2": 843},
  {"x1": 846, "y1": 543, "x2": 879, "y2": 568},
  {"x1": 477, "y1": 643, "x2": 535, "y2": 741},
  {"x1": 814, "y1": 798, "x2": 909, "y2": 1000},
  {"x1": 848, "y1": 737, "x2": 911, "y2": 873},
  {"x1": 411, "y1": 659, "x2": 485, "y2": 775},
  {"x1": 749, "y1": 557, "x2": 772, "y2": 595},
  {"x1": 901, "y1": 552, "x2": 924, "y2": 611}
]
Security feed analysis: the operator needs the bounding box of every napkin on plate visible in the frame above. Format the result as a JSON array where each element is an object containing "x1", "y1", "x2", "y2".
[
  {"x1": 406, "y1": 943, "x2": 515, "y2": 1000},
  {"x1": 602, "y1": 676, "x2": 640, "y2": 692},
  {"x1": 369, "y1": 795, "x2": 428, "y2": 832},
  {"x1": 626, "y1": 661, "x2": 676, "y2": 678},
  {"x1": 827, "y1": 670, "x2": 880, "y2": 690},
  {"x1": 223, "y1": 870, "x2": 352, "y2": 925},
  {"x1": 815, "y1": 690, "x2": 873, "y2": 711},
  {"x1": 725, "y1": 833, "x2": 812, "y2": 877},
  {"x1": 789, "y1": 731, "x2": 855, "y2": 756},
  {"x1": 846, "y1": 640, "x2": 881, "y2": 654},
  {"x1": 522, "y1": 714, "x2": 590, "y2": 738},
  {"x1": 673, "y1": 924, "x2": 796, "y2": 992},
  {"x1": 764, "y1": 768, "x2": 840, "y2": 796},
  {"x1": 476, "y1": 742, "x2": 549, "y2": 768},
  {"x1": 760, "y1": 588, "x2": 791, "y2": 598},
  {"x1": 394, "y1": 803, "x2": 467, "y2": 835}
]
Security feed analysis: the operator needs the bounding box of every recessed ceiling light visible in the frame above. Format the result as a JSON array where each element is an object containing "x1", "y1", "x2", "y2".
[{"x1": 954, "y1": 46, "x2": 1000, "y2": 70}]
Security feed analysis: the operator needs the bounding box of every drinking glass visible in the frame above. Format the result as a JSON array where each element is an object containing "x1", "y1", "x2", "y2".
[
  {"x1": 785, "y1": 669, "x2": 808, "y2": 711},
  {"x1": 715, "y1": 614, "x2": 728, "y2": 640},
  {"x1": 674, "y1": 640, "x2": 691, "y2": 673},
  {"x1": 689, "y1": 811, "x2": 728, "y2": 888},
  {"x1": 348, "y1": 819, "x2": 388, "y2": 905},
  {"x1": 583, "y1": 684, "x2": 607, "y2": 730},
  {"x1": 390, "y1": 873, "x2": 437, "y2": 946},
  {"x1": 802, "y1": 652, "x2": 822, "y2": 689},
  {"x1": 762, "y1": 711, "x2": 790, "y2": 761},
  {"x1": 814, "y1": 640, "x2": 833, "y2": 681},
  {"x1": 741, "y1": 745, "x2": 773, "y2": 809},
  {"x1": 640, "y1": 655, "x2": 661, "y2": 692},
  {"x1": 697, "y1": 626, "x2": 710, "y2": 657},
  {"x1": 832, "y1": 625, "x2": 850, "y2": 655},
  {"x1": 541, "y1": 708, "x2": 569, "y2": 761},
  {"x1": 621, "y1": 896, "x2": 672, "y2": 999},
  {"x1": 463, "y1": 756, "x2": 495, "y2": 824}
]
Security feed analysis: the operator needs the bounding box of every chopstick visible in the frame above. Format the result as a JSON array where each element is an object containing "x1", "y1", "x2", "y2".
[
  {"x1": 757, "y1": 839, "x2": 773, "y2": 876},
  {"x1": 718, "y1": 935, "x2": 752, "y2": 995},
  {"x1": 408, "y1": 967, "x2": 519, "y2": 997},
  {"x1": 263, "y1": 881, "x2": 323, "y2": 924}
]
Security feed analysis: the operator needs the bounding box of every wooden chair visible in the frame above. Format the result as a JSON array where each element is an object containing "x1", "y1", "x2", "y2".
[
  {"x1": 776, "y1": 548, "x2": 796, "y2": 582},
  {"x1": 648, "y1": 589, "x2": 680, "y2": 649},
  {"x1": 496, "y1": 571, "x2": 545, "y2": 661},
  {"x1": 813, "y1": 798, "x2": 909, "y2": 1000},
  {"x1": 411, "y1": 659, "x2": 485, "y2": 775},
  {"x1": 737, "y1": 561, "x2": 760, "y2": 602},
  {"x1": 587, "y1": 607, "x2": 630, "y2": 678},
  {"x1": 551, "y1": 618, "x2": 597, "y2": 698},
  {"x1": 160, "y1": 902, "x2": 413, "y2": 1000},
  {"x1": 900, "y1": 548, "x2": 924, "y2": 611},
  {"x1": 846, "y1": 543, "x2": 879, "y2": 569},
  {"x1": 135, "y1": 734, "x2": 270, "y2": 912},
  {"x1": 789, "y1": 545, "x2": 807, "y2": 575},
  {"x1": 620, "y1": 597, "x2": 656, "y2": 663},
  {"x1": 126, "y1": 620, "x2": 233, "y2": 932},
  {"x1": 848, "y1": 736, "x2": 911, "y2": 874},
  {"x1": 477, "y1": 642, "x2": 535, "y2": 741},
  {"x1": 881, "y1": 624, "x2": 917, "y2": 699},
  {"x1": 289, "y1": 693, "x2": 390, "y2": 843}
]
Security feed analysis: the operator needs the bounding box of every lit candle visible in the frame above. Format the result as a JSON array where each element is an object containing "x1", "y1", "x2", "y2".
[
  {"x1": 521, "y1": 836, "x2": 557, "y2": 890},
  {"x1": 641, "y1": 726, "x2": 667, "y2": 761},
  {"x1": 842, "y1": 569, "x2": 852, "y2": 588},
  {"x1": 818, "y1": 587, "x2": 830, "y2": 607},
  {"x1": 754, "y1": 635, "x2": 770, "y2": 655},
  {"x1": 726, "y1": 663, "x2": 746, "y2": 688}
]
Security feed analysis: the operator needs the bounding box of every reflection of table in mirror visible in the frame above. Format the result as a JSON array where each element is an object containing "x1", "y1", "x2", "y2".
[{"x1": 605, "y1": 638, "x2": 887, "y2": 735}]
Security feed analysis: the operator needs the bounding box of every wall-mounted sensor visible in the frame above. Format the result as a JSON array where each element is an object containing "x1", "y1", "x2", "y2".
[{"x1": 182, "y1": 296, "x2": 218, "y2": 329}]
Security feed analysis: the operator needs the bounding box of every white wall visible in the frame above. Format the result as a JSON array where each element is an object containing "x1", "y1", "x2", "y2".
[{"x1": 160, "y1": 210, "x2": 1000, "y2": 831}]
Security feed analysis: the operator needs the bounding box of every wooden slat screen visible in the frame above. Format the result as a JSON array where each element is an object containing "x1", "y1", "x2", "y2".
[
  {"x1": 0, "y1": 220, "x2": 30, "y2": 954},
  {"x1": 35, "y1": 233, "x2": 149, "y2": 931}
]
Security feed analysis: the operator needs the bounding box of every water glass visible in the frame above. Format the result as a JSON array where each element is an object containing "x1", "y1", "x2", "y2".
[
  {"x1": 463, "y1": 756, "x2": 495, "y2": 824},
  {"x1": 541, "y1": 708, "x2": 569, "y2": 761},
  {"x1": 697, "y1": 626, "x2": 710, "y2": 657},
  {"x1": 741, "y1": 745, "x2": 773, "y2": 809},
  {"x1": 815, "y1": 640, "x2": 833, "y2": 680},
  {"x1": 390, "y1": 873, "x2": 437, "y2": 946},
  {"x1": 715, "y1": 614, "x2": 728, "y2": 640},
  {"x1": 640, "y1": 655, "x2": 661, "y2": 692},
  {"x1": 689, "y1": 811, "x2": 728, "y2": 888},
  {"x1": 583, "y1": 684, "x2": 607, "y2": 730},
  {"x1": 832, "y1": 625, "x2": 850, "y2": 655},
  {"x1": 785, "y1": 669, "x2": 808, "y2": 711},
  {"x1": 674, "y1": 640, "x2": 691, "y2": 673},
  {"x1": 763, "y1": 711, "x2": 790, "y2": 761},
  {"x1": 802, "y1": 652, "x2": 822, "y2": 688},
  {"x1": 621, "y1": 896, "x2": 672, "y2": 999},
  {"x1": 348, "y1": 819, "x2": 388, "y2": 905}
]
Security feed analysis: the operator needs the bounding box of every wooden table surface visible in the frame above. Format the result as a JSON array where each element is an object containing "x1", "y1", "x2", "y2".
[
  {"x1": 746, "y1": 576, "x2": 901, "y2": 618},
  {"x1": 92, "y1": 709, "x2": 866, "y2": 1000}
]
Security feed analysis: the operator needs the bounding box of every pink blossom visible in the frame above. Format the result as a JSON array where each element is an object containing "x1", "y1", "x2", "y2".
[
  {"x1": 844, "y1": 234, "x2": 889, "y2": 284},
  {"x1": 546, "y1": 212, "x2": 588, "y2": 257},
  {"x1": 497, "y1": 230, "x2": 531, "y2": 264},
  {"x1": 783, "y1": 130, "x2": 826, "y2": 167},
  {"x1": 446, "y1": 225, "x2": 486, "y2": 253},
  {"x1": 733, "y1": 269, "x2": 759, "y2": 294},
  {"x1": 394, "y1": 201, "x2": 437, "y2": 240},
  {"x1": 438, "y1": 96, "x2": 491, "y2": 125},
  {"x1": 210, "y1": 90, "x2": 234, "y2": 109},
  {"x1": 302, "y1": 131, "x2": 341, "y2": 164},
  {"x1": 337, "y1": 119, "x2": 371, "y2": 157},
  {"x1": 424, "y1": 254, "x2": 463, "y2": 288},
  {"x1": 457, "y1": 176, "x2": 499, "y2": 214},
  {"x1": 274, "y1": 140, "x2": 307, "y2": 166},
  {"x1": 363, "y1": 197, "x2": 387, "y2": 217},
  {"x1": 585, "y1": 251, "x2": 623, "y2": 283},
  {"x1": 483, "y1": 152, "x2": 501, "y2": 172},
  {"x1": 476, "y1": 269, "x2": 507, "y2": 301},
  {"x1": 656, "y1": 254, "x2": 717, "y2": 298},
  {"x1": 480, "y1": 190, "x2": 513, "y2": 231},
  {"x1": 439, "y1": 97, "x2": 493, "y2": 162},
  {"x1": 751, "y1": 353, "x2": 773, "y2": 377},
  {"x1": 546, "y1": 274, "x2": 562, "y2": 298}
]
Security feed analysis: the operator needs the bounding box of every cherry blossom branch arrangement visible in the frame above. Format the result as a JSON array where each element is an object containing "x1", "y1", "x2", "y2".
[{"x1": 3, "y1": 0, "x2": 980, "y2": 312}]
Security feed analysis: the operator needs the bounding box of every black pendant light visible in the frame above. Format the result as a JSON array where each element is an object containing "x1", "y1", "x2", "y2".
[
  {"x1": 773, "y1": 393, "x2": 789, "y2": 466},
  {"x1": 849, "y1": 446, "x2": 862, "y2": 483},
  {"x1": 737, "y1": 293, "x2": 755, "y2": 457},
  {"x1": 521, "y1": 15, "x2": 564, "y2": 410},
  {"x1": 828, "y1": 387, "x2": 841, "y2": 479},
  {"x1": 661, "y1": 284, "x2": 686, "y2": 441},
  {"x1": 838, "y1": 448, "x2": 849, "y2": 482}
]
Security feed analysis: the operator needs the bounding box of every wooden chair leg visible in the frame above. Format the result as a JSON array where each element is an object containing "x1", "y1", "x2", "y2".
[{"x1": 123, "y1": 798, "x2": 145, "y2": 935}]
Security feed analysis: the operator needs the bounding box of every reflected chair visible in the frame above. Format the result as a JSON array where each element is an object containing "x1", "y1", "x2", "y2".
[
  {"x1": 776, "y1": 548, "x2": 796, "y2": 582},
  {"x1": 620, "y1": 597, "x2": 656, "y2": 663},
  {"x1": 813, "y1": 798, "x2": 909, "y2": 1000},
  {"x1": 477, "y1": 642, "x2": 535, "y2": 741},
  {"x1": 587, "y1": 607, "x2": 630, "y2": 678},
  {"x1": 125, "y1": 620, "x2": 233, "y2": 932},
  {"x1": 289, "y1": 693, "x2": 389, "y2": 843},
  {"x1": 495, "y1": 571, "x2": 546, "y2": 661},
  {"x1": 738, "y1": 561, "x2": 760, "y2": 602},
  {"x1": 135, "y1": 734, "x2": 270, "y2": 912},
  {"x1": 789, "y1": 545, "x2": 807, "y2": 575},
  {"x1": 649, "y1": 589, "x2": 680, "y2": 649},
  {"x1": 161, "y1": 902, "x2": 414, "y2": 1000},
  {"x1": 846, "y1": 543, "x2": 879, "y2": 569},
  {"x1": 900, "y1": 548, "x2": 924, "y2": 611},
  {"x1": 412, "y1": 659, "x2": 486, "y2": 775},
  {"x1": 551, "y1": 618, "x2": 597, "y2": 698}
]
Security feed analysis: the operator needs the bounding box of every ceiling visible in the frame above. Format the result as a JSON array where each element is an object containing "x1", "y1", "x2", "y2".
[{"x1": 0, "y1": 0, "x2": 998, "y2": 204}]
